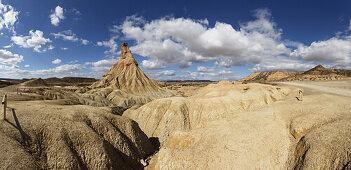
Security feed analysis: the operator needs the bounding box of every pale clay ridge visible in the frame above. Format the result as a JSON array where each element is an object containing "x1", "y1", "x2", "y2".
[
  {"x1": 124, "y1": 80, "x2": 351, "y2": 169},
  {"x1": 241, "y1": 65, "x2": 351, "y2": 83},
  {"x1": 0, "y1": 99, "x2": 157, "y2": 169}
]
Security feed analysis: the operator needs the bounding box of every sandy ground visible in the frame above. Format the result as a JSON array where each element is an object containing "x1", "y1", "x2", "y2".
[
  {"x1": 126, "y1": 80, "x2": 351, "y2": 169},
  {"x1": 275, "y1": 80, "x2": 351, "y2": 97}
]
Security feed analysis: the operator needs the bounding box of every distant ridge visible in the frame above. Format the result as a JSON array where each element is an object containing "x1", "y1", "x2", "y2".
[
  {"x1": 161, "y1": 80, "x2": 215, "y2": 82},
  {"x1": 240, "y1": 65, "x2": 351, "y2": 83}
]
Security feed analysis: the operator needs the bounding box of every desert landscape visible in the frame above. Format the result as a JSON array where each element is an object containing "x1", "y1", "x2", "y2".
[
  {"x1": 0, "y1": 43, "x2": 350, "y2": 169},
  {"x1": 0, "y1": 0, "x2": 351, "y2": 169}
]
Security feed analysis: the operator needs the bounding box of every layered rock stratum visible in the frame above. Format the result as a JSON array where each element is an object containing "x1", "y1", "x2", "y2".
[
  {"x1": 123, "y1": 80, "x2": 351, "y2": 169},
  {"x1": 241, "y1": 65, "x2": 351, "y2": 83},
  {"x1": 85, "y1": 43, "x2": 172, "y2": 107},
  {"x1": 0, "y1": 99, "x2": 156, "y2": 169}
]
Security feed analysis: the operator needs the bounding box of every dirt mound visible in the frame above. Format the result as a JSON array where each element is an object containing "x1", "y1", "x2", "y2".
[
  {"x1": 141, "y1": 82, "x2": 351, "y2": 169},
  {"x1": 61, "y1": 77, "x2": 97, "y2": 83},
  {"x1": 124, "y1": 82, "x2": 299, "y2": 144},
  {"x1": 21, "y1": 78, "x2": 48, "y2": 87},
  {"x1": 44, "y1": 77, "x2": 97, "y2": 87},
  {"x1": 91, "y1": 43, "x2": 162, "y2": 94},
  {"x1": 240, "y1": 71, "x2": 300, "y2": 83},
  {"x1": 0, "y1": 100, "x2": 157, "y2": 169},
  {"x1": 0, "y1": 80, "x2": 16, "y2": 88},
  {"x1": 87, "y1": 43, "x2": 173, "y2": 107},
  {"x1": 241, "y1": 65, "x2": 351, "y2": 83}
]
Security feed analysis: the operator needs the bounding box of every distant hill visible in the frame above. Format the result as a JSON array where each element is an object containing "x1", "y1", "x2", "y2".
[
  {"x1": 44, "y1": 77, "x2": 97, "y2": 86},
  {"x1": 161, "y1": 80, "x2": 215, "y2": 82},
  {"x1": 240, "y1": 65, "x2": 351, "y2": 83},
  {"x1": 0, "y1": 78, "x2": 26, "y2": 81}
]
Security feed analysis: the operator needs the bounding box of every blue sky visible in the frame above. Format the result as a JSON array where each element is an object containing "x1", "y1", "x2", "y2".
[{"x1": 0, "y1": 0, "x2": 350, "y2": 80}]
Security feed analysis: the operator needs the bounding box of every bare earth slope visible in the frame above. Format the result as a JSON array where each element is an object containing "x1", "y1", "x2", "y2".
[
  {"x1": 241, "y1": 65, "x2": 351, "y2": 83},
  {"x1": 82, "y1": 43, "x2": 173, "y2": 107},
  {"x1": 124, "y1": 80, "x2": 351, "y2": 169},
  {"x1": 0, "y1": 99, "x2": 157, "y2": 169}
]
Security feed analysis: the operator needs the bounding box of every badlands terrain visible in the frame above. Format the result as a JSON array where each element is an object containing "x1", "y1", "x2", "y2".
[{"x1": 0, "y1": 43, "x2": 350, "y2": 169}]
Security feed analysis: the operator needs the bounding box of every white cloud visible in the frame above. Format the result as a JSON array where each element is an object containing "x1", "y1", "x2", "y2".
[
  {"x1": 0, "y1": 49, "x2": 23, "y2": 65},
  {"x1": 3, "y1": 44, "x2": 12, "y2": 48},
  {"x1": 349, "y1": 19, "x2": 351, "y2": 30},
  {"x1": 52, "y1": 30, "x2": 89, "y2": 45},
  {"x1": 145, "y1": 70, "x2": 176, "y2": 78},
  {"x1": 52, "y1": 30, "x2": 78, "y2": 41},
  {"x1": 0, "y1": 64, "x2": 84, "y2": 79},
  {"x1": 61, "y1": 47, "x2": 68, "y2": 50},
  {"x1": 0, "y1": 1, "x2": 19, "y2": 32},
  {"x1": 50, "y1": 5, "x2": 64, "y2": 26},
  {"x1": 251, "y1": 56, "x2": 315, "y2": 72},
  {"x1": 179, "y1": 69, "x2": 240, "y2": 81},
  {"x1": 52, "y1": 58, "x2": 61, "y2": 64},
  {"x1": 11, "y1": 30, "x2": 51, "y2": 52},
  {"x1": 48, "y1": 45, "x2": 55, "y2": 50},
  {"x1": 142, "y1": 59, "x2": 166, "y2": 69},
  {"x1": 290, "y1": 37, "x2": 351, "y2": 68},
  {"x1": 197, "y1": 66, "x2": 214, "y2": 72},
  {"x1": 24, "y1": 64, "x2": 30, "y2": 68},
  {"x1": 81, "y1": 39, "x2": 89, "y2": 45},
  {"x1": 114, "y1": 9, "x2": 289, "y2": 69},
  {"x1": 97, "y1": 36, "x2": 119, "y2": 56},
  {"x1": 86, "y1": 58, "x2": 117, "y2": 73}
]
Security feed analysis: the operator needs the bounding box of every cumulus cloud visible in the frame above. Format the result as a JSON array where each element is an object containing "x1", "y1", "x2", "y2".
[
  {"x1": 113, "y1": 9, "x2": 289, "y2": 69},
  {"x1": 11, "y1": 30, "x2": 51, "y2": 52},
  {"x1": 0, "y1": 64, "x2": 84, "y2": 79},
  {"x1": 145, "y1": 70, "x2": 176, "y2": 79},
  {"x1": 52, "y1": 58, "x2": 61, "y2": 64},
  {"x1": 290, "y1": 37, "x2": 351, "y2": 68},
  {"x1": 50, "y1": 5, "x2": 64, "y2": 26},
  {"x1": 81, "y1": 39, "x2": 89, "y2": 45},
  {"x1": 86, "y1": 58, "x2": 117, "y2": 73},
  {"x1": 48, "y1": 45, "x2": 55, "y2": 50},
  {"x1": 197, "y1": 66, "x2": 215, "y2": 72},
  {"x1": 97, "y1": 36, "x2": 118, "y2": 56},
  {"x1": 251, "y1": 56, "x2": 315, "y2": 72},
  {"x1": 0, "y1": 49, "x2": 23, "y2": 65},
  {"x1": 142, "y1": 59, "x2": 166, "y2": 69},
  {"x1": 3, "y1": 44, "x2": 12, "y2": 48},
  {"x1": 179, "y1": 69, "x2": 240, "y2": 81},
  {"x1": 0, "y1": 1, "x2": 19, "y2": 32},
  {"x1": 24, "y1": 64, "x2": 30, "y2": 68},
  {"x1": 51, "y1": 30, "x2": 89, "y2": 45},
  {"x1": 52, "y1": 30, "x2": 78, "y2": 41}
]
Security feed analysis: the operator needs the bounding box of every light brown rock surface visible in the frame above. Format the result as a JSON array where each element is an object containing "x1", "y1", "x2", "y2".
[
  {"x1": 86, "y1": 43, "x2": 173, "y2": 107},
  {"x1": 91, "y1": 43, "x2": 162, "y2": 94},
  {"x1": 0, "y1": 100, "x2": 157, "y2": 169},
  {"x1": 124, "y1": 80, "x2": 351, "y2": 169},
  {"x1": 241, "y1": 65, "x2": 351, "y2": 83},
  {"x1": 21, "y1": 78, "x2": 48, "y2": 87},
  {"x1": 124, "y1": 82, "x2": 299, "y2": 144}
]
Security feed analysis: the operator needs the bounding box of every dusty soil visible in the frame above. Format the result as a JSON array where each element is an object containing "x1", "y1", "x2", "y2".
[
  {"x1": 124, "y1": 80, "x2": 351, "y2": 169},
  {"x1": 0, "y1": 79, "x2": 350, "y2": 169}
]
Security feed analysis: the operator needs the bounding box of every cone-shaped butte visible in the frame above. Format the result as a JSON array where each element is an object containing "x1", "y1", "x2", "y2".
[
  {"x1": 91, "y1": 43, "x2": 163, "y2": 94},
  {"x1": 88, "y1": 43, "x2": 173, "y2": 107}
]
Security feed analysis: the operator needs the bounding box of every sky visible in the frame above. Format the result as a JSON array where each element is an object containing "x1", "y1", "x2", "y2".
[{"x1": 0, "y1": 0, "x2": 351, "y2": 81}]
